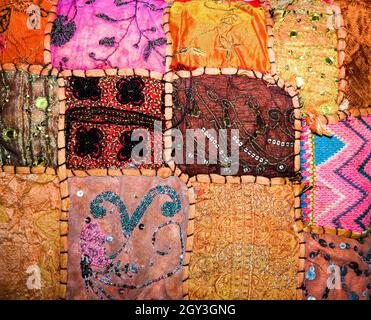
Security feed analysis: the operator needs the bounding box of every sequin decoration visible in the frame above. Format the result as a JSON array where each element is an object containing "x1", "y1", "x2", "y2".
[
  {"x1": 51, "y1": 0, "x2": 168, "y2": 72},
  {"x1": 301, "y1": 233, "x2": 370, "y2": 300},
  {"x1": 67, "y1": 175, "x2": 189, "y2": 300},
  {"x1": 0, "y1": 172, "x2": 61, "y2": 299},
  {"x1": 172, "y1": 74, "x2": 295, "y2": 177},
  {"x1": 188, "y1": 183, "x2": 298, "y2": 300},
  {"x1": 0, "y1": 70, "x2": 59, "y2": 167},
  {"x1": 65, "y1": 76, "x2": 164, "y2": 170},
  {"x1": 272, "y1": 0, "x2": 339, "y2": 117}
]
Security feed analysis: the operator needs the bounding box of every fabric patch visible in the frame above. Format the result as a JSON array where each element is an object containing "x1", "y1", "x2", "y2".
[
  {"x1": 172, "y1": 74, "x2": 295, "y2": 177},
  {"x1": 300, "y1": 116, "x2": 371, "y2": 234},
  {"x1": 272, "y1": 0, "x2": 339, "y2": 116},
  {"x1": 188, "y1": 183, "x2": 298, "y2": 299},
  {"x1": 0, "y1": 172, "x2": 60, "y2": 299},
  {"x1": 65, "y1": 76, "x2": 164, "y2": 170},
  {"x1": 169, "y1": 0, "x2": 270, "y2": 72},
  {"x1": 67, "y1": 175, "x2": 189, "y2": 300},
  {"x1": 0, "y1": 70, "x2": 59, "y2": 167},
  {"x1": 339, "y1": 0, "x2": 370, "y2": 110},
  {"x1": 0, "y1": 0, "x2": 51, "y2": 65},
  {"x1": 51, "y1": 0, "x2": 168, "y2": 72},
  {"x1": 302, "y1": 233, "x2": 370, "y2": 300}
]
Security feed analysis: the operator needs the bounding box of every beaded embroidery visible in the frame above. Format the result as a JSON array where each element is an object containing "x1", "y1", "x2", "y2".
[
  {"x1": 67, "y1": 176, "x2": 189, "y2": 300},
  {"x1": 0, "y1": 70, "x2": 59, "y2": 167},
  {"x1": 65, "y1": 75, "x2": 164, "y2": 169},
  {"x1": 172, "y1": 74, "x2": 295, "y2": 177},
  {"x1": 301, "y1": 233, "x2": 370, "y2": 300},
  {"x1": 51, "y1": 0, "x2": 168, "y2": 72}
]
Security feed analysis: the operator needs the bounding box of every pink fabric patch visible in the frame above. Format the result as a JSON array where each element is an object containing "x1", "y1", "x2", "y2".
[{"x1": 51, "y1": 0, "x2": 167, "y2": 72}]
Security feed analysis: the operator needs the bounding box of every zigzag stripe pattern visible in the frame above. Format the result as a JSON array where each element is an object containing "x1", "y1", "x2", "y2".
[{"x1": 314, "y1": 116, "x2": 371, "y2": 234}]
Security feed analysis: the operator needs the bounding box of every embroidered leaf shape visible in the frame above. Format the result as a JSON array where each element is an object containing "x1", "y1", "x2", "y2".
[
  {"x1": 143, "y1": 41, "x2": 153, "y2": 61},
  {"x1": 96, "y1": 13, "x2": 117, "y2": 22},
  {"x1": 0, "y1": 8, "x2": 11, "y2": 33},
  {"x1": 114, "y1": 0, "x2": 129, "y2": 5},
  {"x1": 153, "y1": 37, "x2": 167, "y2": 47},
  {"x1": 99, "y1": 37, "x2": 115, "y2": 47}
]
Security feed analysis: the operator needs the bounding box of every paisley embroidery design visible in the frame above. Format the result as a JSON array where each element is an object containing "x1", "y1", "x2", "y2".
[
  {"x1": 172, "y1": 75, "x2": 295, "y2": 177},
  {"x1": 67, "y1": 176, "x2": 189, "y2": 300},
  {"x1": 51, "y1": 0, "x2": 168, "y2": 72}
]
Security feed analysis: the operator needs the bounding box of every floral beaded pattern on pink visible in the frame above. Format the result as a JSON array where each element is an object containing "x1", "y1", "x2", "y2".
[{"x1": 50, "y1": 0, "x2": 168, "y2": 72}]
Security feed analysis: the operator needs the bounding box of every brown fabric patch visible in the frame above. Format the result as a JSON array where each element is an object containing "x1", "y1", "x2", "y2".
[
  {"x1": 172, "y1": 74, "x2": 295, "y2": 177},
  {"x1": 67, "y1": 175, "x2": 189, "y2": 300},
  {"x1": 0, "y1": 70, "x2": 59, "y2": 167},
  {"x1": 188, "y1": 183, "x2": 298, "y2": 300},
  {"x1": 302, "y1": 233, "x2": 370, "y2": 300},
  {"x1": 0, "y1": 172, "x2": 60, "y2": 299},
  {"x1": 339, "y1": 0, "x2": 371, "y2": 109}
]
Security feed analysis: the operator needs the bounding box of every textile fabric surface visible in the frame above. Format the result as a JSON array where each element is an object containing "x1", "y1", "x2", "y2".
[
  {"x1": 0, "y1": 172, "x2": 60, "y2": 299},
  {"x1": 0, "y1": 70, "x2": 59, "y2": 168},
  {"x1": 0, "y1": 0, "x2": 51, "y2": 65},
  {"x1": 272, "y1": 0, "x2": 339, "y2": 117},
  {"x1": 300, "y1": 116, "x2": 371, "y2": 234},
  {"x1": 65, "y1": 75, "x2": 164, "y2": 169},
  {"x1": 338, "y1": 0, "x2": 371, "y2": 109},
  {"x1": 172, "y1": 74, "x2": 295, "y2": 177},
  {"x1": 302, "y1": 232, "x2": 370, "y2": 300},
  {"x1": 169, "y1": 0, "x2": 270, "y2": 72},
  {"x1": 67, "y1": 175, "x2": 189, "y2": 300},
  {"x1": 51, "y1": 0, "x2": 168, "y2": 72},
  {"x1": 188, "y1": 182, "x2": 298, "y2": 300}
]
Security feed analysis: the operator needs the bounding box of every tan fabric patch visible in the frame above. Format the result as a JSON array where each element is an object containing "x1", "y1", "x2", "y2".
[
  {"x1": 188, "y1": 183, "x2": 298, "y2": 300},
  {"x1": 0, "y1": 172, "x2": 61, "y2": 299}
]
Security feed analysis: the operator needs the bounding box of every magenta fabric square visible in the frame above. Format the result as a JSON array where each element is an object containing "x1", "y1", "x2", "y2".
[{"x1": 51, "y1": 0, "x2": 168, "y2": 72}]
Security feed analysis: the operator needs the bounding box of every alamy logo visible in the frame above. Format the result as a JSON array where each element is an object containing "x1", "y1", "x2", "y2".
[
  {"x1": 26, "y1": 264, "x2": 41, "y2": 290},
  {"x1": 26, "y1": 5, "x2": 41, "y2": 30}
]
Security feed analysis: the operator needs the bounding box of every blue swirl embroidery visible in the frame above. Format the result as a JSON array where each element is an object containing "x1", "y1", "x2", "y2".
[{"x1": 90, "y1": 185, "x2": 182, "y2": 238}]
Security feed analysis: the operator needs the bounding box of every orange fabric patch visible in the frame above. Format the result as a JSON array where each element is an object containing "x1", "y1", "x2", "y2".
[
  {"x1": 169, "y1": 0, "x2": 270, "y2": 72},
  {"x1": 0, "y1": 0, "x2": 51, "y2": 65}
]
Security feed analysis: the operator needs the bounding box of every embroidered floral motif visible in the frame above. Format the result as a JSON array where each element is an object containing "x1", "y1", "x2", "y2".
[
  {"x1": 51, "y1": 0, "x2": 167, "y2": 72},
  {"x1": 116, "y1": 77, "x2": 145, "y2": 106},
  {"x1": 51, "y1": 15, "x2": 76, "y2": 47},
  {"x1": 71, "y1": 77, "x2": 101, "y2": 101},
  {"x1": 67, "y1": 176, "x2": 189, "y2": 300},
  {"x1": 65, "y1": 75, "x2": 164, "y2": 169},
  {"x1": 74, "y1": 126, "x2": 103, "y2": 158}
]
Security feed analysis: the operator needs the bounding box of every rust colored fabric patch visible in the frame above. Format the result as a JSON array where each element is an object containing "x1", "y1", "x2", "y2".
[
  {"x1": 0, "y1": 70, "x2": 59, "y2": 168},
  {"x1": 188, "y1": 183, "x2": 298, "y2": 300},
  {"x1": 169, "y1": 0, "x2": 270, "y2": 72},
  {"x1": 339, "y1": 0, "x2": 371, "y2": 109},
  {"x1": 65, "y1": 76, "x2": 164, "y2": 170},
  {"x1": 272, "y1": 0, "x2": 339, "y2": 116},
  {"x1": 0, "y1": 0, "x2": 51, "y2": 65},
  {"x1": 67, "y1": 175, "x2": 189, "y2": 300},
  {"x1": 302, "y1": 233, "x2": 370, "y2": 300},
  {"x1": 0, "y1": 172, "x2": 60, "y2": 299},
  {"x1": 172, "y1": 74, "x2": 295, "y2": 177}
]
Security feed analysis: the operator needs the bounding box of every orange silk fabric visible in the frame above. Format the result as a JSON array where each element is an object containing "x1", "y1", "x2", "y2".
[
  {"x1": 169, "y1": 0, "x2": 270, "y2": 72},
  {"x1": 0, "y1": 0, "x2": 51, "y2": 65}
]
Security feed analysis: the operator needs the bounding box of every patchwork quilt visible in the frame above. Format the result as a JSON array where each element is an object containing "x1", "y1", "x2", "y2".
[{"x1": 0, "y1": 0, "x2": 369, "y2": 301}]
